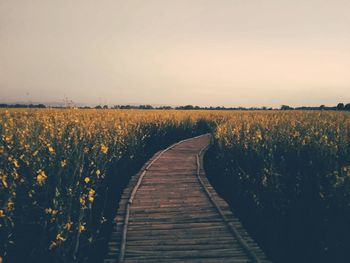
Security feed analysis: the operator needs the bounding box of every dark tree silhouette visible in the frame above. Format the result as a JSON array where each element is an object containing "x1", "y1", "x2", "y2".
[
  {"x1": 337, "y1": 103, "x2": 345, "y2": 110},
  {"x1": 280, "y1": 105, "x2": 293, "y2": 110}
]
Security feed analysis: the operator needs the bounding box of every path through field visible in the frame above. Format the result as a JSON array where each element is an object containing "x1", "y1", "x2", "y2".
[{"x1": 104, "y1": 134, "x2": 270, "y2": 263}]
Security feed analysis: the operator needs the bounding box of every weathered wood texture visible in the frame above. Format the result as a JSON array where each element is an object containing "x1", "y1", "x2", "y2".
[{"x1": 104, "y1": 134, "x2": 270, "y2": 263}]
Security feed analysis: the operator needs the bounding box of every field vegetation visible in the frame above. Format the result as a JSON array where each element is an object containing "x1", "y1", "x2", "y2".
[
  {"x1": 205, "y1": 111, "x2": 350, "y2": 263},
  {"x1": 0, "y1": 109, "x2": 210, "y2": 262},
  {"x1": 1, "y1": 109, "x2": 349, "y2": 262}
]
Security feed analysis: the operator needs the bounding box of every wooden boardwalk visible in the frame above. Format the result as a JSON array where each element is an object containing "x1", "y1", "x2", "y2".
[{"x1": 105, "y1": 134, "x2": 270, "y2": 263}]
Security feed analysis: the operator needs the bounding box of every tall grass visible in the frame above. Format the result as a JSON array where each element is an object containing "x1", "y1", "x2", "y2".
[
  {"x1": 2, "y1": 109, "x2": 350, "y2": 263},
  {"x1": 205, "y1": 111, "x2": 350, "y2": 263},
  {"x1": 0, "y1": 109, "x2": 209, "y2": 262}
]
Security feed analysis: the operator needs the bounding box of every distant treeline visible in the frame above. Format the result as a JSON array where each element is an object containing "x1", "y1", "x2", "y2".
[
  {"x1": 1, "y1": 103, "x2": 350, "y2": 111},
  {"x1": 280, "y1": 103, "x2": 350, "y2": 111},
  {"x1": 0, "y1": 103, "x2": 46, "y2": 108}
]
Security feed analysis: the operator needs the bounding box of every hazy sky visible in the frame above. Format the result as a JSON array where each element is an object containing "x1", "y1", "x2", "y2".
[{"x1": 1, "y1": 0, "x2": 349, "y2": 107}]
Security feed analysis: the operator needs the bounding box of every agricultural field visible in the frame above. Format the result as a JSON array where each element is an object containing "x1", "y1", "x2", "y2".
[
  {"x1": 1, "y1": 109, "x2": 350, "y2": 262},
  {"x1": 205, "y1": 111, "x2": 350, "y2": 263},
  {"x1": 0, "y1": 109, "x2": 211, "y2": 262}
]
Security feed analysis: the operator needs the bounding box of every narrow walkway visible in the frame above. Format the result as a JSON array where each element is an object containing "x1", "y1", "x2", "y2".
[{"x1": 105, "y1": 134, "x2": 270, "y2": 263}]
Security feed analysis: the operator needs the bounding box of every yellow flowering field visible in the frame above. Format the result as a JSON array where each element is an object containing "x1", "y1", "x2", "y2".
[
  {"x1": 206, "y1": 110, "x2": 350, "y2": 263},
  {"x1": 0, "y1": 108, "x2": 211, "y2": 262},
  {"x1": 1, "y1": 109, "x2": 350, "y2": 262}
]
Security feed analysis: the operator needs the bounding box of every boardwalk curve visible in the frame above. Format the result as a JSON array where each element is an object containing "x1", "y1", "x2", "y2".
[{"x1": 105, "y1": 134, "x2": 270, "y2": 263}]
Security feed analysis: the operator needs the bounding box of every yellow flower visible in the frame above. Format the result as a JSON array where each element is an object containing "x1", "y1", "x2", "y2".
[
  {"x1": 80, "y1": 196, "x2": 86, "y2": 206},
  {"x1": 56, "y1": 233, "x2": 66, "y2": 242},
  {"x1": 0, "y1": 175, "x2": 8, "y2": 188},
  {"x1": 64, "y1": 221, "x2": 72, "y2": 230},
  {"x1": 47, "y1": 144, "x2": 55, "y2": 154},
  {"x1": 78, "y1": 223, "x2": 86, "y2": 233},
  {"x1": 45, "y1": 208, "x2": 58, "y2": 215},
  {"x1": 88, "y1": 189, "x2": 95, "y2": 202},
  {"x1": 100, "y1": 144, "x2": 108, "y2": 154},
  {"x1": 61, "y1": 160, "x2": 67, "y2": 168},
  {"x1": 96, "y1": 169, "x2": 101, "y2": 176},
  {"x1": 84, "y1": 177, "x2": 90, "y2": 183},
  {"x1": 13, "y1": 159, "x2": 20, "y2": 168},
  {"x1": 37, "y1": 170, "x2": 47, "y2": 185},
  {"x1": 0, "y1": 209, "x2": 4, "y2": 217},
  {"x1": 7, "y1": 200, "x2": 14, "y2": 211}
]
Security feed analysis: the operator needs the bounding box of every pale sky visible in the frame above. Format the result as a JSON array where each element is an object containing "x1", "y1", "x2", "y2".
[{"x1": 1, "y1": 0, "x2": 349, "y2": 107}]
